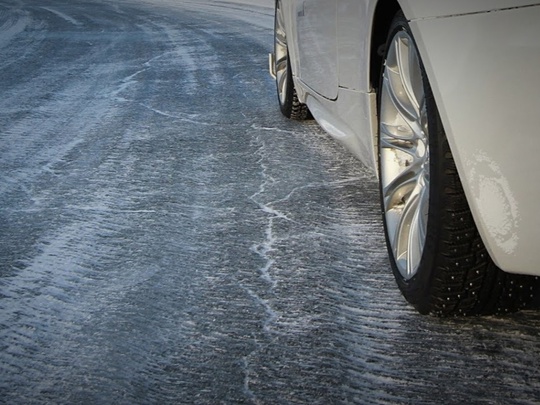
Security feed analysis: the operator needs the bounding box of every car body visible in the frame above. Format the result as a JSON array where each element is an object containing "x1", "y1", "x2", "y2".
[{"x1": 270, "y1": 0, "x2": 540, "y2": 315}]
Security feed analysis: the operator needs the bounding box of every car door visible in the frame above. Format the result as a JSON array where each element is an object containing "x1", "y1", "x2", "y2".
[{"x1": 295, "y1": 0, "x2": 339, "y2": 100}]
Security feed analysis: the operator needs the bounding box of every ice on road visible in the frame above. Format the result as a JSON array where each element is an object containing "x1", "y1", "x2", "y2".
[{"x1": 1, "y1": 1, "x2": 540, "y2": 404}]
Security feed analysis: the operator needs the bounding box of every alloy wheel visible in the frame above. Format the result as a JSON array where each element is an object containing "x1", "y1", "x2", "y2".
[{"x1": 379, "y1": 31, "x2": 430, "y2": 280}]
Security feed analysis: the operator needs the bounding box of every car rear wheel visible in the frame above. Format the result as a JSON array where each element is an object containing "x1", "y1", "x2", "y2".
[
  {"x1": 378, "y1": 11, "x2": 540, "y2": 316},
  {"x1": 274, "y1": 0, "x2": 310, "y2": 120}
]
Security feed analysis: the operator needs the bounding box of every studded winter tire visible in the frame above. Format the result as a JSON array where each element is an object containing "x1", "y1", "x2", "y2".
[{"x1": 378, "y1": 12, "x2": 540, "y2": 316}]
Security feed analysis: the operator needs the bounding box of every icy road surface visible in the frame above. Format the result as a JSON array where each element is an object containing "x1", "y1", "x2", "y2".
[{"x1": 1, "y1": 0, "x2": 540, "y2": 403}]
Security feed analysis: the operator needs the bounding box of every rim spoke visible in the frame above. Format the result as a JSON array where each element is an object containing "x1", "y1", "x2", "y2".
[
  {"x1": 380, "y1": 120, "x2": 421, "y2": 143},
  {"x1": 275, "y1": 56, "x2": 288, "y2": 76},
  {"x1": 386, "y1": 67, "x2": 417, "y2": 122},
  {"x1": 385, "y1": 37, "x2": 417, "y2": 121},
  {"x1": 393, "y1": 184, "x2": 421, "y2": 274},
  {"x1": 396, "y1": 35, "x2": 422, "y2": 118},
  {"x1": 382, "y1": 162, "x2": 420, "y2": 207},
  {"x1": 381, "y1": 76, "x2": 425, "y2": 144},
  {"x1": 404, "y1": 178, "x2": 429, "y2": 276},
  {"x1": 277, "y1": 69, "x2": 287, "y2": 100},
  {"x1": 380, "y1": 129, "x2": 422, "y2": 161},
  {"x1": 274, "y1": 0, "x2": 288, "y2": 104}
]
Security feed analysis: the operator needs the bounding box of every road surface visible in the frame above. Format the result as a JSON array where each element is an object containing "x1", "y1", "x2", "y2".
[{"x1": 1, "y1": 0, "x2": 540, "y2": 403}]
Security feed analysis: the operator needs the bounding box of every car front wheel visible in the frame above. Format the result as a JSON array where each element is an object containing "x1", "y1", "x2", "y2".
[{"x1": 378, "y1": 11, "x2": 539, "y2": 316}]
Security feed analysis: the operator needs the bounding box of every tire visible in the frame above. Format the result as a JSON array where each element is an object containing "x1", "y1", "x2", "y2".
[
  {"x1": 274, "y1": 0, "x2": 310, "y2": 120},
  {"x1": 378, "y1": 11, "x2": 540, "y2": 316}
]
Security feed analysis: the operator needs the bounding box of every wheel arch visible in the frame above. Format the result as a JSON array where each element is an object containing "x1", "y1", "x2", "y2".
[
  {"x1": 364, "y1": 0, "x2": 401, "y2": 177},
  {"x1": 369, "y1": 0, "x2": 401, "y2": 94}
]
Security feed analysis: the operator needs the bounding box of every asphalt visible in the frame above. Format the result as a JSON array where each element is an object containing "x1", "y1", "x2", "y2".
[{"x1": 1, "y1": 1, "x2": 540, "y2": 404}]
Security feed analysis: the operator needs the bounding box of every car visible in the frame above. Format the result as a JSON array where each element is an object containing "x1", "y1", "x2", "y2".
[{"x1": 269, "y1": 0, "x2": 540, "y2": 316}]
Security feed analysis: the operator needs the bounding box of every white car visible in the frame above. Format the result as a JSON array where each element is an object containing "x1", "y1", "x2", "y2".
[{"x1": 269, "y1": 0, "x2": 540, "y2": 315}]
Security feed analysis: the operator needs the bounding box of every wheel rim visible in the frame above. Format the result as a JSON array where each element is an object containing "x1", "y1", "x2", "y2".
[
  {"x1": 379, "y1": 30, "x2": 430, "y2": 280},
  {"x1": 274, "y1": 0, "x2": 288, "y2": 105}
]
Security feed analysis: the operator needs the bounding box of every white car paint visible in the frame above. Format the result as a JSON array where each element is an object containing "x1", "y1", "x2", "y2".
[
  {"x1": 296, "y1": 0, "x2": 338, "y2": 99},
  {"x1": 400, "y1": 0, "x2": 540, "y2": 19},
  {"x1": 284, "y1": 0, "x2": 540, "y2": 276},
  {"x1": 410, "y1": 6, "x2": 540, "y2": 274}
]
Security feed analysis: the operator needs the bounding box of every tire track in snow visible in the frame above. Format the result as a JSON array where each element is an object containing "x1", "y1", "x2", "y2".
[
  {"x1": 40, "y1": 7, "x2": 83, "y2": 26},
  {"x1": 0, "y1": 13, "x2": 31, "y2": 49}
]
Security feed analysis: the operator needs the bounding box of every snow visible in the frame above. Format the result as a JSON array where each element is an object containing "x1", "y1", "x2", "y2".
[{"x1": 1, "y1": 1, "x2": 540, "y2": 404}]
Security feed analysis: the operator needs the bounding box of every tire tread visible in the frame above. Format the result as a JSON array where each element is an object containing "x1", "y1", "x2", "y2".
[
  {"x1": 289, "y1": 89, "x2": 310, "y2": 120},
  {"x1": 428, "y1": 138, "x2": 540, "y2": 316}
]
